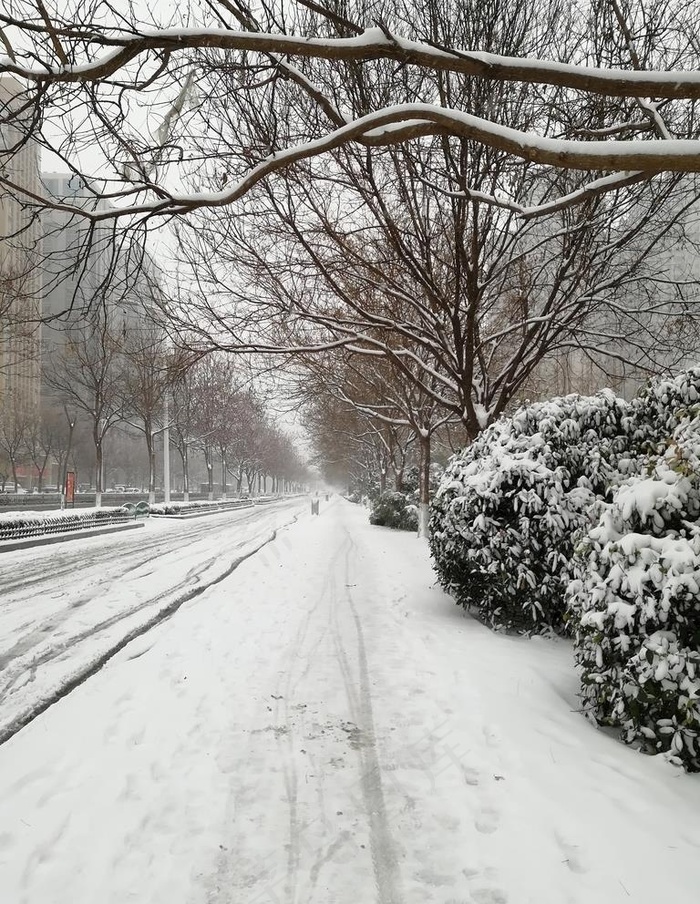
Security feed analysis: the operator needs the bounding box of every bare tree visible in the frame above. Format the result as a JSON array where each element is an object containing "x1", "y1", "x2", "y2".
[
  {"x1": 170, "y1": 362, "x2": 201, "y2": 502},
  {"x1": 259, "y1": 424, "x2": 307, "y2": 495},
  {"x1": 0, "y1": 390, "x2": 28, "y2": 490},
  {"x1": 304, "y1": 390, "x2": 394, "y2": 499},
  {"x1": 185, "y1": 354, "x2": 239, "y2": 499},
  {"x1": 23, "y1": 399, "x2": 61, "y2": 491},
  {"x1": 143, "y1": 1, "x2": 693, "y2": 465},
  {"x1": 2, "y1": 0, "x2": 700, "y2": 235},
  {"x1": 4, "y1": 1, "x2": 700, "y2": 483},
  {"x1": 43, "y1": 315, "x2": 127, "y2": 506},
  {"x1": 295, "y1": 345, "x2": 457, "y2": 533},
  {"x1": 224, "y1": 389, "x2": 266, "y2": 496},
  {"x1": 122, "y1": 323, "x2": 175, "y2": 503}
]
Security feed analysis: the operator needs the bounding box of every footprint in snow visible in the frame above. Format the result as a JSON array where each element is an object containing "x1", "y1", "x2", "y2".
[
  {"x1": 462, "y1": 766, "x2": 480, "y2": 786},
  {"x1": 0, "y1": 832, "x2": 13, "y2": 851},
  {"x1": 471, "y1": 888, "x2": 508, "y2": 904},
  {"x1": 414, "y1": 867, "x2": 456, "y2": 887},
  {"x1": 474, "y1": 806, "x2": 500, "y2": 834}
]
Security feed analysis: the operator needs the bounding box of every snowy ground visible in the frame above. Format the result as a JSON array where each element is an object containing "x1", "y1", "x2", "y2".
[
  {"x1": 0, "y1": 497, "x2": 307, "y2": 743},
  {"x1": 1, "y1": 497, "x2": 699, "y2": 904}
]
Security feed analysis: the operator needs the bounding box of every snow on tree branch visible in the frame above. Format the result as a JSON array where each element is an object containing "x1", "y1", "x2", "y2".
[{"x1": 3, "y1": 24, "x2": 700, "y2": 100}]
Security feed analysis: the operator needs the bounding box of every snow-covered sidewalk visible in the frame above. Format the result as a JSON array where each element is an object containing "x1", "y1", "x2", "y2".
[{"x1": 1, "y1": 498, "x2": 699, "y2": 904}]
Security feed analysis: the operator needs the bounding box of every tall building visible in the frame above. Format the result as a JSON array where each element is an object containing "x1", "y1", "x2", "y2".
[
  {"x1": 40, "y1": 172, "x2": 156, "y2": 363},
  {"x1": 0, "y1": 76, "x2": 42, "y2": 418},
  {"x1": 38, "y1": 172, "x2": 164, "y2": 495}
]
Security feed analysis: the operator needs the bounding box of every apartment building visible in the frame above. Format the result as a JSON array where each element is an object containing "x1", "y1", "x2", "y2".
[
  {"x1": 40, "y1": 172, "x2": 152, "y2": 357},
  {"x1": 0, "y1": 76, "x2": 42, "y2": 418}
]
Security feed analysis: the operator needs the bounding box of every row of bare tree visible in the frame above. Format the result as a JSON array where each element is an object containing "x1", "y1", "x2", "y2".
[
  {"x1": 3, "y1": 1, "x2": 700, "y2": 530},
  {"x1": 0, "y1": 315, "x2": 308, "y2": 503}
]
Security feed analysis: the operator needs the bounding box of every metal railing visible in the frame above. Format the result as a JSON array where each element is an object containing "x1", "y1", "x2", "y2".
[{"x1": 0, "y1": 508, "x2": 131, "y2": 542}]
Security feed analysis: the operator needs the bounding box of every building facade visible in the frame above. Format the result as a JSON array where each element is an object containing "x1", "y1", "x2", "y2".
[
  {"x1": 40, "y1": 172, "x2": 150, "y2": 358},
  {"x1": 0, "y1": 76, "x2": 43, "y2": 419}
]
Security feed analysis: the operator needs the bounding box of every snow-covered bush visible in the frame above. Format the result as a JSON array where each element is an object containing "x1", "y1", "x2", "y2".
[
  {"x1": 369, "y1": 491, "x2": 419, "y2": 531},
  {"x1": 633, "y1": 366, "x2": 700, "y2": 442},
  {"x1": 568, "y1": 413, "x2": 700, "y2": 770},
  {"x1": 401, "y1": 462, "x2": 444, "y2": 501},
  {"x1": 149, "y1": 499, "x2": 252, "y2": 516},
  {"x1": 621, "y1": 634, "x2": 700, "y2": 769},
  {"x1": 150, "y1": 500, "x2": 219, "y2": 515},
  {"x1": 430, "y1": 391, "x2": 636, "y2": 633}
]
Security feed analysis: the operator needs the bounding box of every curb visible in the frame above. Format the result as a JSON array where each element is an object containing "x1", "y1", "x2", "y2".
[{"x1": 0, "y1": 520, "x2": 145, "y2": 553}]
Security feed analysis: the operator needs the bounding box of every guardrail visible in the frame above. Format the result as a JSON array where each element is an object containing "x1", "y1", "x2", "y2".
[{"x1": 0, "y1": 508, "x2": 132, "y2": 542}]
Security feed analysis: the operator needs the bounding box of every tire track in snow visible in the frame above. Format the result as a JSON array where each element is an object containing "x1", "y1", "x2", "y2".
[
  {"x1": 0, "y1": 503, "x2": 293, "y2": 599},
  {"x1": 0, "y1": 554, "x2": 220, "y2": 679},
  {"x1": 0, "y1": 505, "x2": 299, "y2": 676},
  {"x1": 331, "y1": 528, "x2": 404, "y2": 904},
  {"x1": 272, "y1": 537, "x2": 343, "y2": 904},
  {"x1": 0, "y1": 521, "x2": 297, "y2": 749},
  {"x1": 0, "y1": 501, "x2": 305, "y2": 701},
  {"x1": 249, "y1": 522, "x2": 359, "y2": 904}
]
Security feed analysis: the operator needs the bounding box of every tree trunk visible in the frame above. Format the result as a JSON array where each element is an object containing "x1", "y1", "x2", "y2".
[
  {"x1": 61, "y1": 416, "x2": 75, "y2": 510},
  {"x1": 147, "y1": 431, "x2": 156, "y2": 504},
  {"x1": 95, "y1": 441, "x2": 103, "y2": 508},
  {"x1": 148, "y1": 450, "x2": 156, "y2": 504},
  {"x1": 417, "y1": 430, "x2": 431, "y2": 539},
  {"x1": 221, "y1": 454, "x2": 227, "y2": 500},
  {"x1": 182, "y1": 445, "x2": 190, "y2": 503}
]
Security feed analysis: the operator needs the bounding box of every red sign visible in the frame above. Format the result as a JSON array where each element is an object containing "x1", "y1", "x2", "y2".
[{"x1": 65, "y1": 471, "x2": 76, "y2": 505}]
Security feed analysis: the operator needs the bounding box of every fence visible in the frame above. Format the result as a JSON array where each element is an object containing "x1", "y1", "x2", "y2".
[{"x1": 0, "y1": 508, "x2": 132, "y2": 542}]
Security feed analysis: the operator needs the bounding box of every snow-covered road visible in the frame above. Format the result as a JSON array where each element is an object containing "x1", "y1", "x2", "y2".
[
  {"x1": 0, "y1": 497, "x2": 307, "y2": 743},
  {"x1": 1, "y1": 498, "x2": 700, "y2": 904}
]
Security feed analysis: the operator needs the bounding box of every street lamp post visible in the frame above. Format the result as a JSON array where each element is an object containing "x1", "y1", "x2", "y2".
[{"x1": 163, "y1": 391, "x2": 171, "y2": 504}]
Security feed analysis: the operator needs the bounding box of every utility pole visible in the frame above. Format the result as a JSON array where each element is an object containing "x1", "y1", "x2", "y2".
[{"x1": 163, "y1": 391, "x2": 171, "y2": 504}]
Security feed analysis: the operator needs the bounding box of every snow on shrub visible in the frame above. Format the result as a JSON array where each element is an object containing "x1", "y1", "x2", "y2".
[
  {"x1": 430, "y1": 391, "x2": 636, "y2": 633},
  {"x1": 149, "y1": 499, "x2": 253, "y2": 516},
  {"x1": 568, "y1": 412, "x2": 700, "y2": 770},
  {"x1": 369, "y1": 491, "x2": 419, "y2": 531},
  {"x1": 149, "y1": 500, "x2": 220, "y2": 515},
  {"x1": 621, "y1": 634, "x2": 700, "y2": 770},
  {"x1": 633, "y1": 366, "x2": 700, "y2": 441}
]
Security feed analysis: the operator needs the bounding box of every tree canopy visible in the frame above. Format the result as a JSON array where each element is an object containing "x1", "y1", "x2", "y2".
[{"x1": 2, "y1": 0, "x2": 700, "y2": 224}]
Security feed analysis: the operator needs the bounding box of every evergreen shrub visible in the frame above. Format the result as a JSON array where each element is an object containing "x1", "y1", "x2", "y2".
[
  {"x1": 567, "y1": 410, "x2": 700, "y2": 770},
  {"x1": 369, "y1": 491, "x2": 419, "y2": 531},
  {"x1": 429, "y1": 391, "x2": 637, "y2": 633}
]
